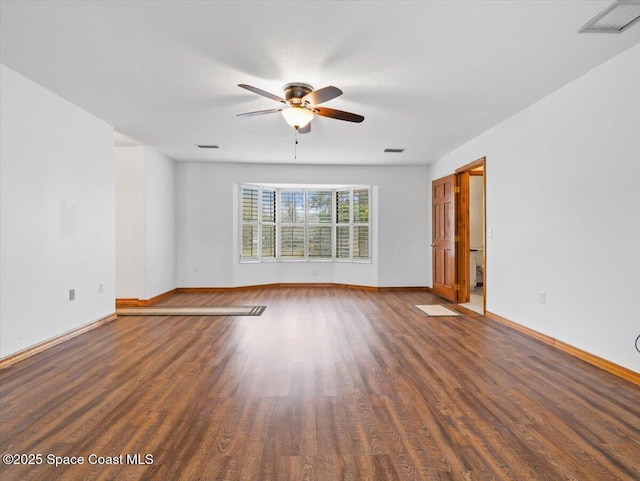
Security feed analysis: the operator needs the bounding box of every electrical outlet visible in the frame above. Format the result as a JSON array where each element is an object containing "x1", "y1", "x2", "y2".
[
  {"x1": 69, "y1": 289, "x2": 75, "y2": 301},
  {"x1": 539, "y1": 291, "x2": 546, "y2": 304}
]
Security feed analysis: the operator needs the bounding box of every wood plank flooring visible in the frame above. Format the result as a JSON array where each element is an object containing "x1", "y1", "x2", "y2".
[{"x1": 1, "y1": 287, "x2": 639, "y2": 480}]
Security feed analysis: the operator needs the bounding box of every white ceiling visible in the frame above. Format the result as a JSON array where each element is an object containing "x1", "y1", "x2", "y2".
[{"x1": 1, "y1": 0, "x2": 639, "y2": 165}]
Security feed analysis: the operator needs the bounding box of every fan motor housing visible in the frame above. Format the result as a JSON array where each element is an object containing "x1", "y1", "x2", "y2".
[{"x1": 283, "y1": 83, "x2": 313, "y2": 105}]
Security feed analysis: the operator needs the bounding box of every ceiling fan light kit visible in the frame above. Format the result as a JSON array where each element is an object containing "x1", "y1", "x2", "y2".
[
  {"x1": 281, "y1": 106, "x2": 314, "y2": 129},
  {"x1": 237, "y1": 82, "x2": 364, "y2": 132}
]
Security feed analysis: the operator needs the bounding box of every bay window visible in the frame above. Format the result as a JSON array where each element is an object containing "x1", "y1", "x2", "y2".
[{"x1": 239, "y1": 184, "x2": 371, "y2": 262}]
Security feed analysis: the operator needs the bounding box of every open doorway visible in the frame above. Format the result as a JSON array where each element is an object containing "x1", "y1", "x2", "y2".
[{"x1": 456, "y1": 158, "x2": 485, "y2": 314}]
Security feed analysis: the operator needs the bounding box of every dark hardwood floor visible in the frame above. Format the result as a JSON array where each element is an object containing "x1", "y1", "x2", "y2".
[{"x1": 1, "y1": 287, "x2": 639, "y2": 480}]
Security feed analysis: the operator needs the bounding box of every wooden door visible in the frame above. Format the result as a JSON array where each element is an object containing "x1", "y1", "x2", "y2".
[{"x1": 432, "y1": 174, "x2": 457, "y2": 301}]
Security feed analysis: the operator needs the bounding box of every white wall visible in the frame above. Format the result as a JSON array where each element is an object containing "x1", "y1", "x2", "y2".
[
  {"x1": 0, "y1": 64, "x2": 115, "y2": 358},
  {"x1": 115, "y1": 146, "x2": 176, "y2": 300},
  {"x1": 428, "y1": 44, "x2": 640, "y2": 372},
  {"x1": 469, "y1": 175, "x2": 484, "y2": 250},
  {"x1": 115, "y1": 147, "x2": 146, "y2": 298},
  {"x1": 177, "y1": 163, "x2": 429, "y2": 288},
  {"x1": 144, "y1": 147, "x2": 176, "y2": 299}
]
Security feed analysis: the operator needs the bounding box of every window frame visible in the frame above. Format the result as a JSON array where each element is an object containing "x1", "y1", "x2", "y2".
[
  {"x1": 306, "y1": 190, "x2": 334, "y2": 261},
  {"x1": 240, "y1": 185, "x2": 260, "y2": 261},
  {"x1": 352, "y1": 188, "x2": 370, "y2": 261},
  {"x1": 260, "y1": 188, "x2": 277, "y2": 260},
  {"x1": 239, "y1": 184, "x2": 371, "y2": 264},
  {"x1": 278, "y1": 188, "x2": 306, "y2": 260}
]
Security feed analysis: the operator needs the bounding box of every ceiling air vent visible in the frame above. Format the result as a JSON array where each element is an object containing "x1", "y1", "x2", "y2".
[
  {"x1": 197, "y1": 145, "x2": 220, "y2": 149},
  {"x1": 579, "y1": 0, "x2": 640, "y2": 33},
  {"x1": 384, "y1": 148, "x2": 405, "y2": 153}
]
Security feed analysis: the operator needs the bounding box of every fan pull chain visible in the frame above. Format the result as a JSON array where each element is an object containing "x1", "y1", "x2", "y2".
[{"x1": 294, "y1": 129, "x2": 299, "y2": 160}]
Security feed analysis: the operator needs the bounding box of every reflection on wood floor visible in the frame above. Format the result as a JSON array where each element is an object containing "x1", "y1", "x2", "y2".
[{"x1": 1, "y1": 287, "x2": 639, "y2": 480}]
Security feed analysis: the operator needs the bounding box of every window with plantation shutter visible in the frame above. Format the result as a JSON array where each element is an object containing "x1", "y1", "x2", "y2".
[
  {"x1": 353, "y1": 189, "x2": 369, "y2": 259},
  {"x1": 280, "y1": 191, "x2": 305, "y2": 259},
  {"x1": 280, "y1": 191, "x2": 304, "y2": 223},
  {"x1": 335, "y1": 190, "x2": 350, "y2": 259},
  {"x1": 262, "y1": 189, "x2": 276, "y2": 222},
  {"x1": 241, "y1": 186, "x2": 259, "y2": 259},
  {"x1": 307, "y1": 191, "x2": 332, "y2": 223},
  {"x1": 308, "y1": 191, "x2": 332, "y2": 258},
  {"x1": 261, "y1": 189, "x2": 276, "y2": 259},
  {"x1": 336, "y1": 190, "x2": 350, "y2": 224},
  {"x1": 280, "y1": 226, "x2": 305, "y2": 258},
  {"x1": 336, "y1": 226, "x2": 350, "y2": 259},
  {"x1": 308, "y1": 226, "x2": 333, "y2": 258},
  {"x1": 239, "y1": 184, "x2": 370, "y2": 262},
  {"x1": 353, "y1": 189, "x2": 369, "y2": 223},
  {"x1": 353, "y1": 225, "x2": 369, "y2": 259}
]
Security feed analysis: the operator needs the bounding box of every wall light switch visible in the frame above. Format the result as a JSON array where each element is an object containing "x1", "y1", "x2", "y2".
[
  {"x1": 69, "y1": 289, "x2": 75, "y2": 301},
  {"x1": 539, "y1": 291, "x2": 546, "y2": 304},
  {"x1": 99, "y1": 282, "x2": 104, "y2": 293}
]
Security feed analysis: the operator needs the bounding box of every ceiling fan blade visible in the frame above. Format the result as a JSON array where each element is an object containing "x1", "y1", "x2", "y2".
[
  {"x1": 302, "y1": 86, "x2": 342, "y2": 106},
  {"x1": 238, "y1": 84, "x2": 286, "y2": 104},
  {"x1": 313, "y1": 107, "x2": 364, "y2": 123},
  {"x1": 236, "y1": 108, "x2": 282, "y2": 117},
  {"x1": 297, "y1": 123, "x2": 311, "y2": 134}
]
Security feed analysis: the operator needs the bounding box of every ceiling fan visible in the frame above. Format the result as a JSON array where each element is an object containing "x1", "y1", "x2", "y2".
[{"x1": 237, "y1": 83, "x2": 364, "y2": 133}]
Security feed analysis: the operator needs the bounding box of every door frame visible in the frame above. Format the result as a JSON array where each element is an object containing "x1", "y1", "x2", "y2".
[{"x1": 455, "y1": 157, "x2": 486, "y2": 313}]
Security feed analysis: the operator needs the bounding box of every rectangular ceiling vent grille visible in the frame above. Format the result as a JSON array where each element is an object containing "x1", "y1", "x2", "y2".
[{"x1": 579, "y1": 1, "x2": 640, "y2": 33}]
